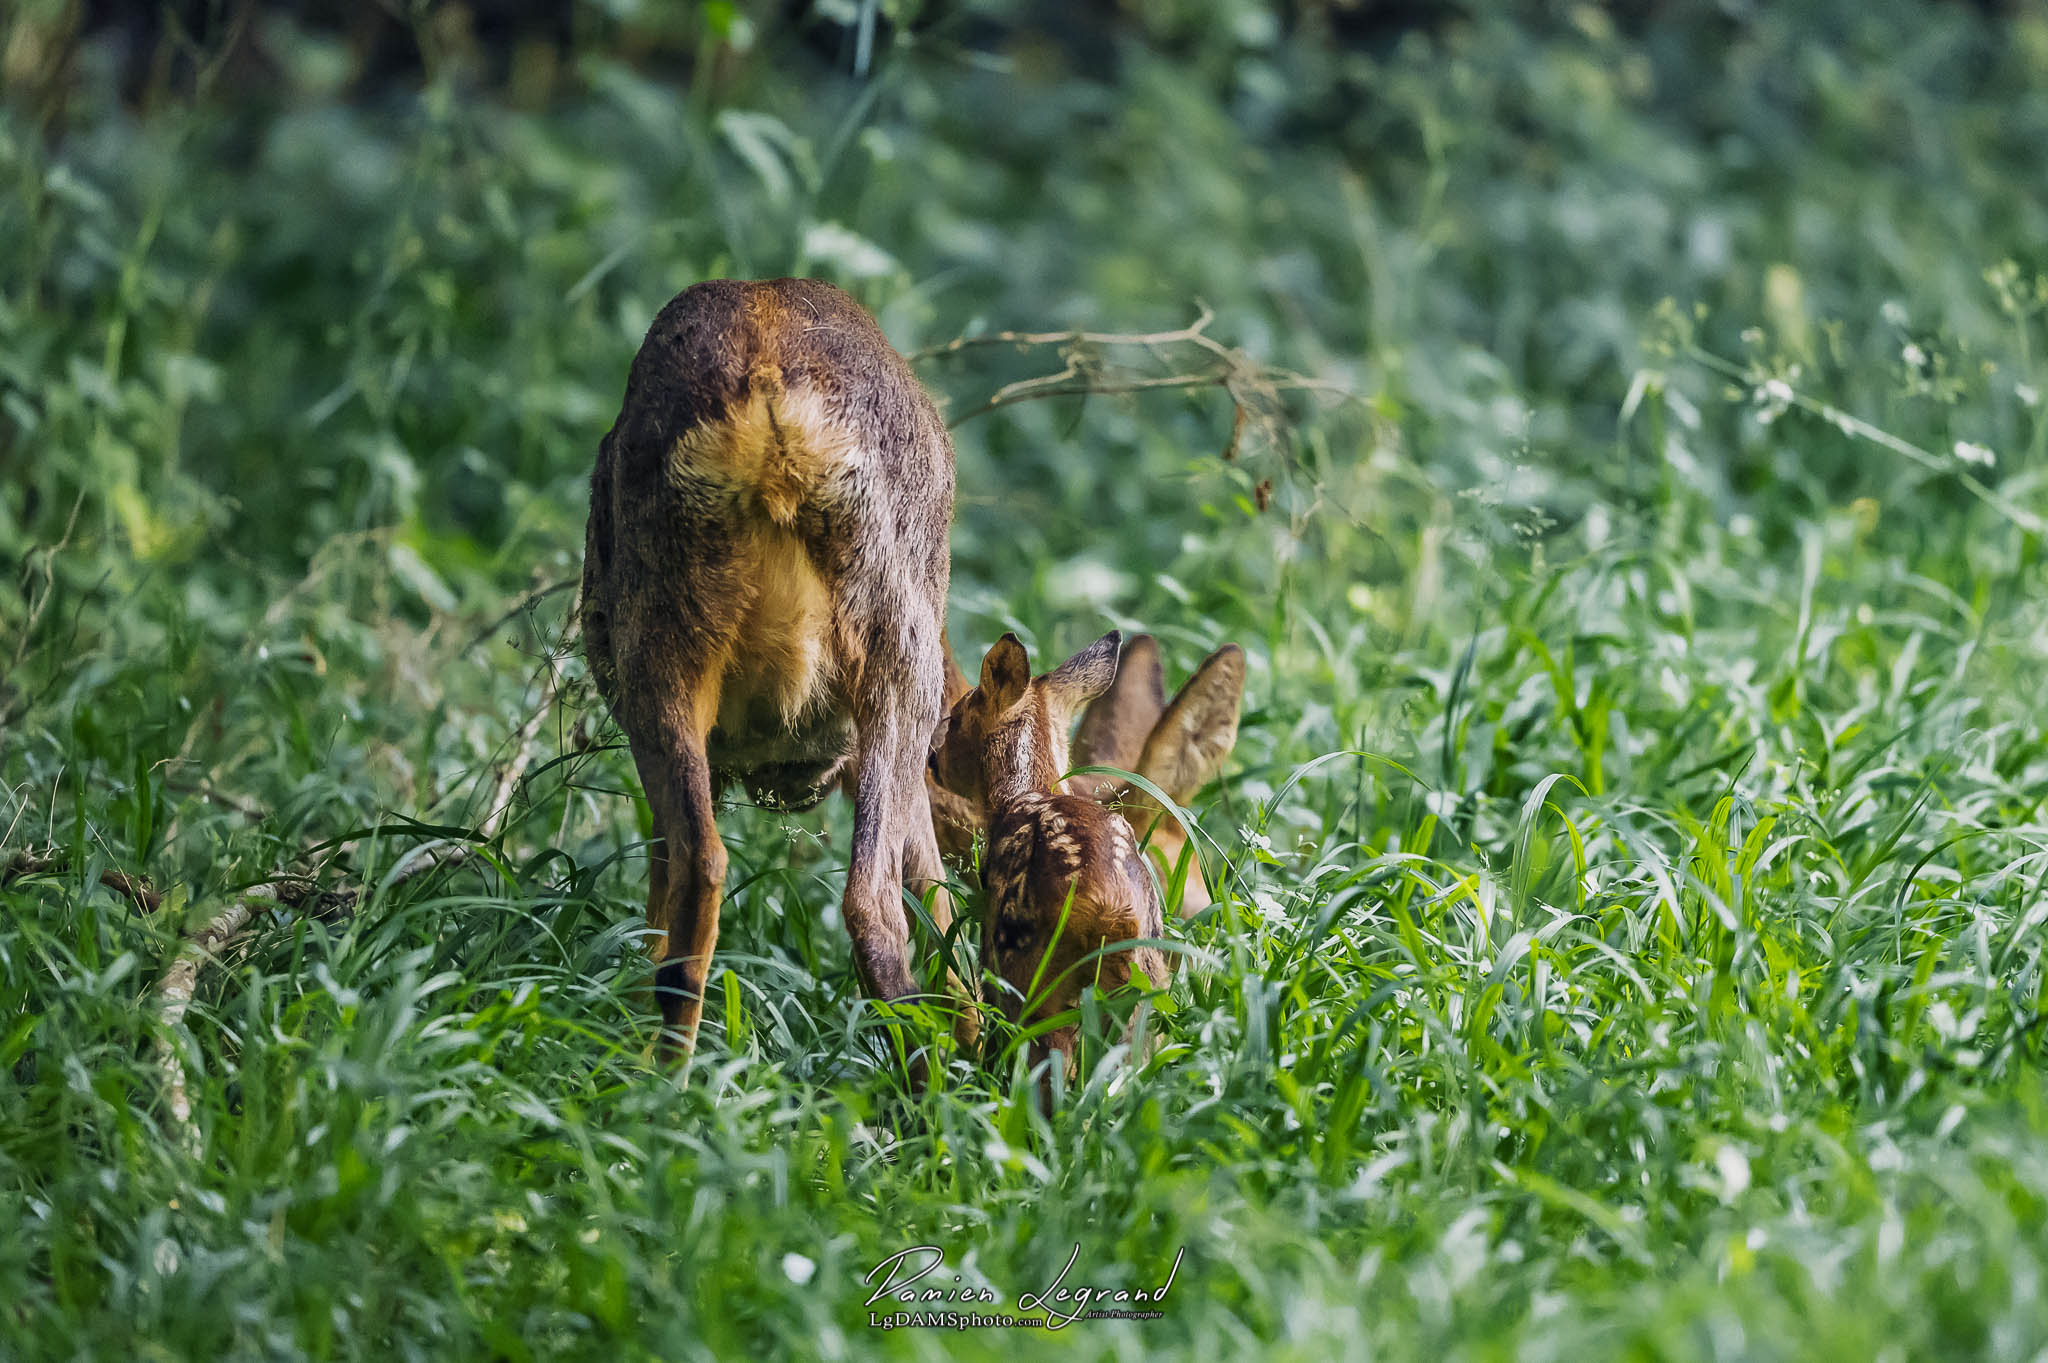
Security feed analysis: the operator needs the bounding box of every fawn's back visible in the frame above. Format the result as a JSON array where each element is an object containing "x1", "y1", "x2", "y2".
[{"x1": 983, "y1": 789, "x2": 1169, "y2": 1021}]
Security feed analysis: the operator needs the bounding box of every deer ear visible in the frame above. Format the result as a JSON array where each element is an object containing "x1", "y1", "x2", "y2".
[
  {"x1": 1073, "y1": 634, "x2": 1167, "y2": 771},
  {"x1": 1042, "y1": 631, "x2": 1122, "y2": 715},
  {"x1": 980, "y1": 633, "x2": 1031, "y2": 713},
  {"x1": 1135, "y1": 643, "x2": 1245, "y2": 802}
]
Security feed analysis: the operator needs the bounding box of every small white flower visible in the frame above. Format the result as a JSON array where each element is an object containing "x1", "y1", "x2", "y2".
[
  {"x1": 1877, "y1": 1214, "x2": 1905, "y2": 1261},
  {"x1": 153, "y1": 1239, "x2": 181, "y2": 1276},
  {"x1": 782, "y1": 1252, "x2": 816, "y2": 1285},
  {"x1": 1881, "y1": 300, "x2": 1909, "y2": 326},
  {"x1": 1740, "y1": 327, "x2": 1764, "y2": 345},
  {"x1": 2017, "y1": 382, "x2": 2040, "y2": 408},
  {"x1": 1753, "y1": 378, "x2": 1794, "y2": 425},
  {"x1": 1583, "y1": 503, "x2": 1611, "y2": 549},
  {"x1": 1954, "y1": 440, "x2": 1996, "y2": 468},
  {"x1": 1902, "y1": 343, "x2": 1928, "y2": 368},
  {"x1": 1715, "y1": 1144, "x2": 1751, "y2": 1202}
]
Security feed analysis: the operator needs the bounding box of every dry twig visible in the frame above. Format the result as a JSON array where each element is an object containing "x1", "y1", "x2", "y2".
[
  {"x1": 165, "y1": 779, "x2": 269, "y2": 822},
  {"x1": 916, "y1": 304, "x2": 1359, "y2": 450},
  {"x1": 378, "y1": 647, "x2": 564, "y2": 885},
  {"x1": 461, "y1": 576, "x2": 579, "y2": 655},
  {"x1": 154, "y1": 893, "x2": 262, "y2": 1146},
  {"x1": 2, "y1": 850, "x2": 164, "y2": 913}
]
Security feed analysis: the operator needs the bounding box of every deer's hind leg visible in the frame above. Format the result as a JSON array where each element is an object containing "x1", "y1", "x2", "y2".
[
  {"x1": 843, "y1": 704, "x2": 920, "y2": 1008},
  {"x1": 619, "y1": 646, "x2": 729, "y2": 1067},
  {"x1": 841, "y1": 622, "x2": 954, "y2": 1078}
]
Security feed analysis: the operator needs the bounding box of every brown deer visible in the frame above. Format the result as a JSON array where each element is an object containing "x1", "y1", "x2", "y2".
[
  {"x1": 929, "y1": 634, "x2": 1245, "y2": 915},
  {"x1": 581, "y1": 278, "x2": 966, "y2": 1070},
  {"x1": 928, "y1": 631, "x2": 1172, "y2": 1078}
]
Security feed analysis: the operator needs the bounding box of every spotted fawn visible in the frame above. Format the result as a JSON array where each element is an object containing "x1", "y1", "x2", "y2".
[{"x1": 928, "y1": 631, "x2": 1171, "y2": 1079}]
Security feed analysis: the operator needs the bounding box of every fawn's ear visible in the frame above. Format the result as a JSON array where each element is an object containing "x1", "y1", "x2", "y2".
[
  {"x1": 980, "y1": 633, "x2": 1032, "y2": 713},
  {"x1": 1042, "y1": 631, "x2": 1122, "y2": 715},
  {"x1": 1073, "y1": 634, "x2": 1167, "y2": 771},
  {"x1": 1135, "y1": 643, "x2": 1245, "y2": 801}
]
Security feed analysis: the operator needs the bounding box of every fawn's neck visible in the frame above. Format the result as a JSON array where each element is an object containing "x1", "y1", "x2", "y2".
[{"x1": 983, "y1": 704, "x2": 1068, "y2": 808}]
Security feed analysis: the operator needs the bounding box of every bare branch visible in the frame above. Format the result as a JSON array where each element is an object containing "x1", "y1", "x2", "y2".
[
  {"x1": 909, "y1": 303, "x2": 1221, "y2": 361},
  {"x1": 378, "y1": 648, "x2": 563, "y2": 887},
  {"x1": 163, "y1": 779, "x2": 268, "y2": 821},
  {"x1": 917, "y1": 305, "x2": 1362, "y2": 450},
  {"x1": 6, "y1": 487, "x2": 88, "y2": 680},
  {"x1": 460, "y1": 576, "x2": 578, "y2": 655},
  {"x1": 2, "y1": 850, "x2": 164, "y2": 913},
  {"x1": 154, "y1": 893, "x2": 262, "y2": 1150}
]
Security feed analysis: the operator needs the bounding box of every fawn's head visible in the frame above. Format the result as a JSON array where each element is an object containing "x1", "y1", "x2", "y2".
[{"x1": 928, "y1": 630, "x2": 1122, "y2": 808}]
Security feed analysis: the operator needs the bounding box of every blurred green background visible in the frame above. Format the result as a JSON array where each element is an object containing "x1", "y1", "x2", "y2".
[{"x1": 6, "y1": 2, "x2": 2048, "y2": 1359}]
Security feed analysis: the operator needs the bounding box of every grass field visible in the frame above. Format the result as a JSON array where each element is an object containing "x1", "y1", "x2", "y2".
[{"x1": 6, "y1": 2, "x2": 2048, "y2": 1358}]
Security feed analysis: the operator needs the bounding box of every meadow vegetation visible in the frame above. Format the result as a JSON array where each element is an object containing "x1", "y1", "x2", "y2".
[{"x1": 5, "y1": 2, "x2": 2048, "y2": 1358}]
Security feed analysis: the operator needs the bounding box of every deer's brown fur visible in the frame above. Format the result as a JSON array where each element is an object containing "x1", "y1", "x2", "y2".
[
  {"x1": 582, "y1": 277, "x2": 964, "y2": 1067},
  {"x1": 929, "y1": 632, "x2": 1169, "y2": 1076}
]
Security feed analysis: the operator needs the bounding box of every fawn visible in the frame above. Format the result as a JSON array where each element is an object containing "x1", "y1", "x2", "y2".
[
  {"x1": 581, "y1": 278, "x2": 966, "y2": 1069},
  {"x1": 928, "y1": 631, "x2": 1172, "y2": 1078},
  {"x1": 930, "y1": 633, "x2": 1244, "y2": 915}
]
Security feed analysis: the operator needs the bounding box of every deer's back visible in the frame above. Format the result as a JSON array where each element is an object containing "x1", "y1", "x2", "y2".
[
  {"x1": 984, "y1": 794, "x2": 1169, "y2": 1001},
  {"x1": 583, "y1": 279, "x2": 954, "y2": 800},
  {"x1": 609, "y1": 278, "x2": 948, "y2": 504}
]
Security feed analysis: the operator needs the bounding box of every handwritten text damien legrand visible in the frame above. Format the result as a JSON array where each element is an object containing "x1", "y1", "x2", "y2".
[{"x1": 862, "y1": 1243, "x2": 1183, "y2": 1331}]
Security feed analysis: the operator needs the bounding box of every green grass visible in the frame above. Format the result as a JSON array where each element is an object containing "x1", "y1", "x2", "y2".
[{"x1": 5, "y1": 2, "x2": 2048, "y2": 1358}]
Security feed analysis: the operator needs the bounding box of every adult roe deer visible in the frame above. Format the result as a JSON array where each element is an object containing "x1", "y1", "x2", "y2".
[{"x1": 581, "y1": 278, "x2": 965, "y2": 1070}]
